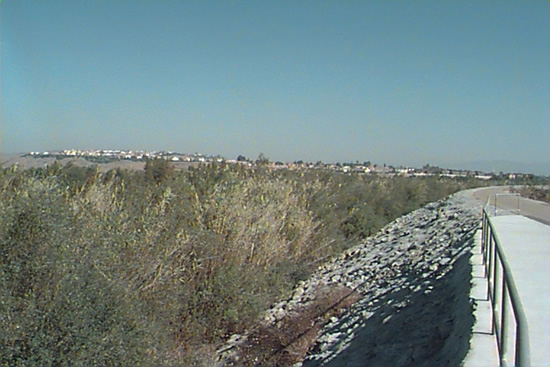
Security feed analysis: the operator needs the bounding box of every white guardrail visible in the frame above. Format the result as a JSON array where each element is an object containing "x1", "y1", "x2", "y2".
[{"x1": 481, "y1": 194, "x2": 529, "y2": 366}]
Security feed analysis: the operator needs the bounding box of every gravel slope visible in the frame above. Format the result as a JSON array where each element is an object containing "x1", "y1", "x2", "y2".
[{"x1": 216, "y1": 190, "x2": 483, "y2": 367}]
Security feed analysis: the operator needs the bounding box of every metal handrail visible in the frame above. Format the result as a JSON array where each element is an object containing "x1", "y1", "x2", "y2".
[
  {"x1": 481, "y1": 199, "x2": 530, "y2": 366},
  {"x1": 492, "y1": 193, "x2": 521, "y2": 216}
]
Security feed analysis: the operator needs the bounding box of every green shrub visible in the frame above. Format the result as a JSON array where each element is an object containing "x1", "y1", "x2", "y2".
[{"x1": 0, "y1": 163, "x2": 483, "y2": 364}]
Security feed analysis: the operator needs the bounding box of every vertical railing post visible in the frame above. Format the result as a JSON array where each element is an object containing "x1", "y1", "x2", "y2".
[
  {"x1": 515, "y1": 324, "x2": 521, "y2": 366},
  {"x1": 501, "y1": 279, "x2": 509, "y2": 361},
  {"x1": 487, "y1": 228, "x2": 495, "y2": 304},
  {"x1": 481, "y1": 210, "x2": 487, "y2": 270},
  {"x1": 493, "y1": 248, "x2": 499, "y2": 337}
]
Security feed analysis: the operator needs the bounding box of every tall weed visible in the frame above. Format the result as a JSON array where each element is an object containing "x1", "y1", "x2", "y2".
[{"x1": 0, "y1": 164, "x2": 481, "y2": 364}]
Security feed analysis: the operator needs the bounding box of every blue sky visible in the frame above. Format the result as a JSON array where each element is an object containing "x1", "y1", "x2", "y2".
[{"x1": 1, "y1": 1, "x2": 549, "y2": 168}]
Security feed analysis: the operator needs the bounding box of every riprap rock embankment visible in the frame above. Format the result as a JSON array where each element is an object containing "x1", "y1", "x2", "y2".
[{"x1": 217, "y1": 190, "x2": 482, "y2": 367}]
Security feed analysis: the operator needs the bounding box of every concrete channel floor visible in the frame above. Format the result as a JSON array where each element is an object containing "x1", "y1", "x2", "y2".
[{"x1": 464, "y1": 216, "x2": 550, "y2": 366}]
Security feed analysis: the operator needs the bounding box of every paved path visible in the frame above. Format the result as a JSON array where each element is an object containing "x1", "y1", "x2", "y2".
[
  {"x1": 473, "y1": 186, "x2": 550, "y2": 225},
  {"x1": 465, "y1": 187, "x2": 550, "y2": 366}
]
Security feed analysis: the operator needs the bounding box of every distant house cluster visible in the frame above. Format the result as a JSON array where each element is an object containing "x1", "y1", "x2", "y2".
[
  {"x1": 271, "y1": 161, "x2": 494, "y2": 179},
  {"x1": 333, "y1": 164, "x2": 494, "y2": 179},
  {"x1": 25, "y1": 149, "x2": 507, "y2": 180},
  {"x1": 28, "y1": 149, "x2": 224, "y2": 164}
]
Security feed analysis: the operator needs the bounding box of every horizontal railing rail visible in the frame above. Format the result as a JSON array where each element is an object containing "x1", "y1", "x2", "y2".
[
  {"x1": 491, "y1": 193, "x2": 521, "y2": 217},
  {"x1": 481, "y1": 198, "x2": 530, "y2": 366}
]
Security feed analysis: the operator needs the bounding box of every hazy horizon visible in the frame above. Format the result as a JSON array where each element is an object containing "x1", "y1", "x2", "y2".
[{"x1": 2, "y1": 1, "x2": 549, "y2": 170}]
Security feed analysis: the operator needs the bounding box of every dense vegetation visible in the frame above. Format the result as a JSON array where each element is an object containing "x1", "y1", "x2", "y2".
[{"x1": 0, "y1": 161, "x2": 484, "y2": 365}]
